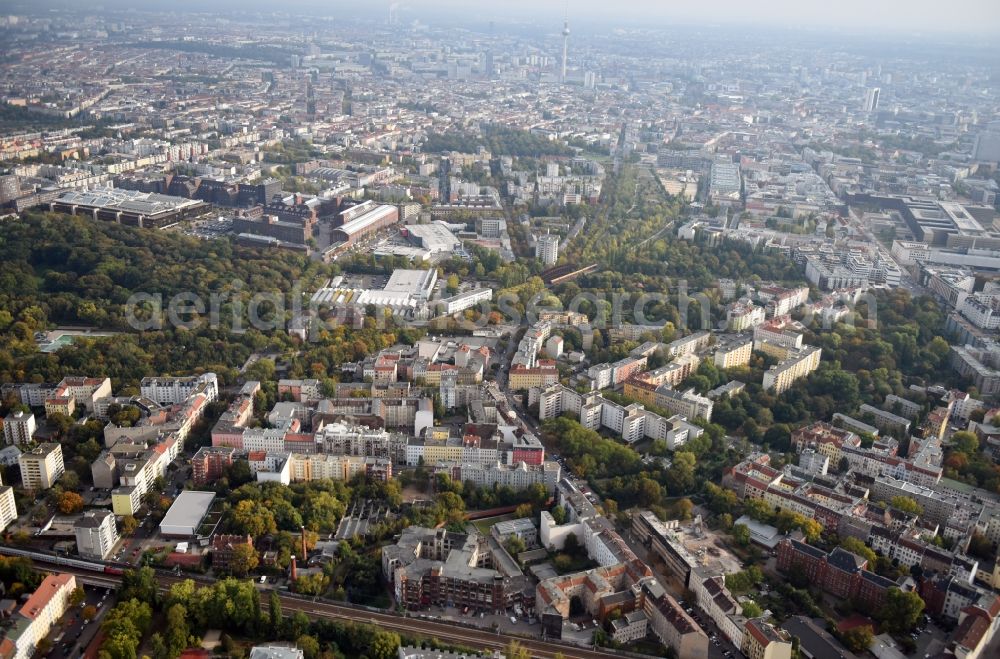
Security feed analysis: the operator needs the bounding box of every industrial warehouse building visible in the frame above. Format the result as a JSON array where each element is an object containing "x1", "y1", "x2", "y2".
[
  {"x1": 332, "y1": 204, "x2": 399, "y2": 245},
  {"x1": 48, "y1": 188, "x2": 205, "y2": 228},
  {"x1": 159, "y1": 490, "x2": 217, "y2": 536}
]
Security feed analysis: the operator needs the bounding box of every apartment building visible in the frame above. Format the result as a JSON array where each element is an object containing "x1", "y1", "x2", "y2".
[
  {"x1": 2, "y1": 411, "x2": 35, "y2": 445},
  {"x1": 111, "y1": 486, "x2": 142, "y2": 517},
  {"x1": 714, "y1": 337, "x2": 753, "y2": 369},
  {"x1": 444, "y1": 461, "x2": 560, "y2": 493},
  {"x1": 316, "y1": 422, "x2": 407, "y2": 461},
  {"x1": 758, "y1": 286, "x2": 809, "y2": 318},
  {"x1": 870, "y1": 476, "x2": 962, "y2": 528},
  {"x1": 538, "y1": 384, "x2": 703, "y2": 446},
  {"x1": 840, "y1": 443, "x2": 942, "y2": 488},
  {"x1": 641, "y1": 354, "x2": 700, "y2": 388},
  {"x1": 0, "y1": 573, "x2": 77, "y2": 659},
  {"x1": 210, "y1": 383, "x2": 258, "y2": 448},
  {"x1": 741, "y1": 619, "x2": 793, "y2": 659},
  {"x1": 655, "y1": 387, "x2": 714, "y2": 422},
  {"x1": 277, "y1": 379, "x2": 321, "y2": 402},
  {"x1": 858, "y1": 403, "x2": 912, "y2": 437},
  {"x1": 382, "y1": 527, "x2": 529, "y2": 614},
  {"x1": 535, "y1": 233, "x2": 560, "y2": 265},
  {"x1": 884, "y1": 394, "x2": 922, "y2": 420},
  {"x1": 74, "y1": 510, "x2": 119, "y2": 560},
  {"x1": 508, "y1": 362, "x2": 558, "y2": 391},
  {"x1": 754, "y1": 338, "x2": 798, "y2": 362},
  {"x1": 242, "y1": 420, "x2": 301, "y2": 453},
  {"x1": 43, "y1": 376, "x2": 112, "y2": 417},
  {"x1": 951, "y1": 344, "x2": 1000, "y2": 396},
  {"x1": 587, "y1": 363, "x2": 615, "y2": 390},
  {"x1": 776, "y1": 539, "x2": 897, "y2": 612},
  {"x1": 707, "y1": 380, "x2": 746, "y2": 400},
  {"x1": 536, "y1": 559, "x2": 652, "y2": 629},
  {"x1": 691, "y1": 575, "x2": 746, "y2": 649},
  {"x1": 191, "y1": 446, "x2": 236, "y2": 485},
  {"x1": 140, "y1": 373, "x2": 218, "y2": 405},
  {"x1": 0, "y1": 478, "x2": 17, "y2": 533},
  {"x1": 18, "y1": 443, "x2": 64, "y2": 492},
  {"x1": 538, "y1": 384, "x2": 584, "y2": 421},
  {"x1": 0, "y1": 383, "x2": 57, "y2": 409},
  {"x1": 622, "y1": 377, "x2": 659, "y2": 408},
  {"x1": 611, "y1": 356, "x2": 648, "y2": 387},
  {"x1": 287, "y1": 453, "x2": 392, "y2": 483},
  {"x1": 798, "y1": 449, "x2": 829, "y2": 475},
  {"x1": 919, "y1": 572, "x2": 1000, "y2": 623},
  {"x1": 644, "y1": 584, "x2": 710, "y2": 659},
  {"x1": 727, "y1": 302, "x2": 766, "y2": 332},
  {"x1": 753, "y1": 317, "x2": 805, "y2": 350},
  {"x1": 611, "y1": 610, "x2": 650, "y2": 644},
  {"x1": 666, "y1": 331, "x2": 712, "y2": 357},
  {"x1": 723, "y1": 454, "x2": 868, "y2": 533},
  {"x1": 792, "y1": 421, "x2": 861, "y2": 465},
  {"x1": 762, "y1": 346, "x2": 822, "y2": 394}
]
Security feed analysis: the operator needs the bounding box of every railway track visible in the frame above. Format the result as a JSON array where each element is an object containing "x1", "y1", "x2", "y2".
[{"x1": 17, "y1": 551, "x2": 623, "y2": 659}]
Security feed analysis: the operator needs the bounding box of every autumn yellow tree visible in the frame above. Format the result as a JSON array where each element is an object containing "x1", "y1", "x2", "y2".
[{"x1": 57, "y1": 491, "x2": 84, "y2": 514}]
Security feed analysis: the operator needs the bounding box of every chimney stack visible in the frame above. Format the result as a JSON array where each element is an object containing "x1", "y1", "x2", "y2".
[
  {"x1": 301, "y1": 526, "x2": 308, "y2": 560},
  {"x1": 289, "y1": 555, "x2": 297, "y2": 581}
]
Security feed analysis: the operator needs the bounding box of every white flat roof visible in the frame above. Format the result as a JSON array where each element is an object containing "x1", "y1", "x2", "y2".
[
  {"x1": 55, "y1": 188, "x2": 200, "y2": 215},
  {"x1": 159, "y1": 490, "x2": 216, "y2": 535},
  {"x1": 337, "y1": 204, "x2": 396, "y2": 236},
  {"x1": 408, "y1": 223, "x2": 460, "y2": 251},
  {"x1": 384, "y1": 268, "x2": 435, "y2": 294}
]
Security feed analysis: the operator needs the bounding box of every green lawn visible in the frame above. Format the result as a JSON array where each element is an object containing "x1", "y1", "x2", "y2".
[{"x1": 472, "y1": 513, "x2": 518, "y2": 535}]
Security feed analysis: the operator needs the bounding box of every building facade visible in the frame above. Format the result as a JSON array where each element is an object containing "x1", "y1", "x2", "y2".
[
  {"x1": 18, "y1": 443, "x2": 65, "y2": 492},
  {"x1": 74, "y1": 511, "x2": 119, "y2": 560}
]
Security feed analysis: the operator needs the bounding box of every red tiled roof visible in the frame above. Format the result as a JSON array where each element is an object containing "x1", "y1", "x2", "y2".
[{"x1": 20, "y1": 573, "x2": 73, "y2": 620}]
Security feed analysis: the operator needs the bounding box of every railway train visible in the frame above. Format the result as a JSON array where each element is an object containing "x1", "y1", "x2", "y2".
[{"x1": 0, "y1": 544, "x2": 127, "y2": 576}]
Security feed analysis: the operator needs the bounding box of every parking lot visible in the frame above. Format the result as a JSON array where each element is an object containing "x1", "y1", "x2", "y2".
[
  {"x1": 407, "y1": 604, "x2": 544, "y2": 639},
  {"x1": 110, "y1": 535, "x2": 143, "y2": 564},
  {"x1": 907, "y1": 614, "x2": 949, "y2": 657},
  {"x1": 180, "y1": 216, "x2": 234, "y2": 239}
]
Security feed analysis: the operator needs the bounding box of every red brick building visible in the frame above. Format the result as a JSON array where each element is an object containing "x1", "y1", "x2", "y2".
[
  {"x1": 776, "y1": 539, "x2": 898, "y2": 612},
  {"x1": 211, "y1": 534, "x2": 254, "y2": 571},
  {"x1": 191, "y1": 446, "x2": 236, "y2": 485}
]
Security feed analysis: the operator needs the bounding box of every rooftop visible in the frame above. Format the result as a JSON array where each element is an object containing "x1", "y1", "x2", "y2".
[
  {"x1": 74, "y1": 510, "x2": 114, "y2": 528},
  {"x1": 54, "y1": 188, "x2": 201, "y2": 216},
  {"x1": 384, "y1": 268, "x2": 436, "y2": 295},
  {"x1": 20, "y1": 573, "x2": 74, "y2": 621},
  {"x1": 159, "y1": 491, "x2": 216, "y2": 534},
  {"x1": 22, "y1": 442, "x2": 61, "y2": 459},
  {"x1": 492, "y1": 517, "x2": 536, "y2": 536},
  {"x1": 248, "y1": 647, "x2": 304, "y2": 659},
  {"x1": 781, "y1": 616, "x2": 859, "y2": 659}
]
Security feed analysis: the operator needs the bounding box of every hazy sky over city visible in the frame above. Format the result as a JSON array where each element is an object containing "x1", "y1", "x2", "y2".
[
  {"x1": 17, "y1": 0, "x2": 1000, "y2": 36},
  {"x1": 393, "y1": 0, "x2": 999, "y2": 35}
]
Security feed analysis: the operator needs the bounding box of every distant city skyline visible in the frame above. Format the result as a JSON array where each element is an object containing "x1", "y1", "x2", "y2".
[
  {"x1": 391, "y1": 0, "x2": 1000, "y2": 36},
  {"x1": 12, "y1": 0, "x2": 1000, "y2": 37}
]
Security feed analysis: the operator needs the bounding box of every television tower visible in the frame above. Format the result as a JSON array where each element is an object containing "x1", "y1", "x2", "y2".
[{"x1": 561, "y1": 16, "x2": 570, "y2": 83}]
